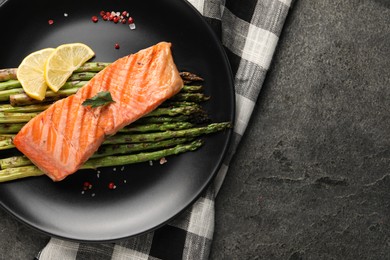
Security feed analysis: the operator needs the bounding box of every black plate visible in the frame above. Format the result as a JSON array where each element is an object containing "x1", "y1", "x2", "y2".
[{"x1": 0, "y1": 0, "x2": 234, "y2": 242}]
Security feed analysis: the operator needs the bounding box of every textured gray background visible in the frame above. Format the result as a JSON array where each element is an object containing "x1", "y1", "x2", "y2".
[
  {"x1": 211, "y1": 0, "x2": 390, "y2": 259},
  {"x1": 1, "y1": 0, "x2": 389, "y2": 259}
]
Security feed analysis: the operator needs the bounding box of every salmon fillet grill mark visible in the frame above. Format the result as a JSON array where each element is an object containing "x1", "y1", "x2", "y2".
[{"x1": 13, "y1": 42, "x2": 184, "y2": 181}]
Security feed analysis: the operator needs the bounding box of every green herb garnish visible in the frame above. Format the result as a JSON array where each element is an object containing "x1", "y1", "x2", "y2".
[{"x1": 82, "y1": 91, "x2": 115, "y2": 108}]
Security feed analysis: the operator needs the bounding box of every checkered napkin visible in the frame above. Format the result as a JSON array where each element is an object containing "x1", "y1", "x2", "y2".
[{"x1": 37, "y1": 0, "x2": 292, "y2": 259}]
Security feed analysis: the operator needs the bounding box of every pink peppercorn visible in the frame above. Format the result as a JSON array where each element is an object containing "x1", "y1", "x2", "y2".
[
  {"x1": 92, "y1": 16, "x2": 98, "y2": 23},
  {"x1": 108, "y1": 182, "x2": 116, "y2": 190},
  {"x1": 83, "y1": 181, "x2": 92, "y2": 190}
]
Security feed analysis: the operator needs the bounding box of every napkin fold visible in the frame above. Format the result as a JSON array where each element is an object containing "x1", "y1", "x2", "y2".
[{"x1": 37, "y1": 0, "x2": 292, "y2": 259}]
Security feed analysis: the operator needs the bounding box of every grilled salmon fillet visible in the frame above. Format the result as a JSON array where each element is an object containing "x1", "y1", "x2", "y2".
[{"x1": 13, "y1": 42, "x2": 184, "y2": 181}]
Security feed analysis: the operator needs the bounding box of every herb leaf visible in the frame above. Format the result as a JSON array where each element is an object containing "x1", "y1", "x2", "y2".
[{"x1": 82, "y1": 91, "x2": 115, "y2": 108}]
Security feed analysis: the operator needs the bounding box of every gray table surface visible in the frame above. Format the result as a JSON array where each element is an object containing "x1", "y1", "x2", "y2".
[{"x1": 1, "y1": 0, "x2": 389, "y2": 259}]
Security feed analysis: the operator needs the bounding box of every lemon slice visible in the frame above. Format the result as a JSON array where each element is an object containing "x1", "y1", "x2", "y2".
[
  {"x1": 44, "y1": 43, "x2": 95, "y2": 92},
  {"x1": 17, "y1": 48, "x2": 55, "y2": 100}
]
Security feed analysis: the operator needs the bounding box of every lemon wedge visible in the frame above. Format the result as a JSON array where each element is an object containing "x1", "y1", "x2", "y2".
[
  {"x1": 17, "y1": 48, "x2": 55, "y2": 101},
  {"x1": 44, "y1": 43, "x2": 95, "y2": 92}
]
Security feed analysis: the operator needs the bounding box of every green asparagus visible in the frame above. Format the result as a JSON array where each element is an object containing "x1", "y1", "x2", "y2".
[
  {"x1": 0, "y1": 165, "x2": 44, "y2": 182},
  {"x1": 74, "y1": 62, "x2": 110, "y2": 72},
  {"x1": 0, "y1": 138, "x2": 14, "y2": 150},
  {"x1": 67, "y1": 72, "x2": 97, "y2": 81},
  {"x1": 0, "y1": 88, "x2": 26, "y2": 101},
  {"x1": 0, "y1": 120, "x2": 194, "y2": 135},
  {"x1": 0, "y1": 104, "x2": 51, "y2": 113},
  {"x1": 145, "y1": 105, "x2": 203, "y2": 117},
  {"x1": 0, "y1": 62, "x2": 109, "y2": 84},
  {"x1": 10, "y1": 87, "x2": 80, "y2": 106},
  {"x1": 119, "y1": 122, "x2": 194, "y2": 133},
  {"x1": 83, "y1": 139, "x2": 203, "y2": 169},
  {"x1": 0, "y1": 105, "x2": 205, "y2": 123},
  {"x1": 0, "y1": 123, "x2": 24, "y2": 134},
  {"x1": 0, "y1": 80, "x2": 88, "y2": 97},
  {"x1": 0, "y1": 68, "x2": 17, "y2": 82},
  {"x1": 181, "y1": 85, "x2": 204, "y2": 92},
  {"x1": 104, "y1": 122, "x2": 232, "y2": 144},
  {"x1": 0, "y1": 122, "x2": 230, "y2": 150},
  {"x1": 0, "y1": 140, "x2": 203, "y2": 182},
  {"x1": 0, "y1": 62, "x2": 107, "y2": 91},
  {"x1": 161, "y1": 101, "x2": 198, "y2": 108},
  {"x1": 0, "y1": 112, "x2": 39, "y2": 123},
  {"x1": 0, "y1": 80, "x2": 21, "y2": 91},
  {"x1": 179, "y1": 72, "x2": 204, "y2": 82},
  {"x1": 0, "y1": 137, "x2": 193, "y2": 169},
  {"x1": 134, "y1": 115, "x2": 193, "y2": 124},
  {"x1": 170, "y1": 93, "x2": 210, "y2": 102},
  {"x1": 7, "y1": 84, "x2": 206, "y2": 107}
]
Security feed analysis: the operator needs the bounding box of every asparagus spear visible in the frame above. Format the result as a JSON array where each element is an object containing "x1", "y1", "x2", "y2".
[
  {"x1": 0, "y1": 134, "x2": 14, "y2": 140},
  {"x1": 0, "y1": 155, "x2": 31, "y2": 169},
  {"x1": 179, "y1": 72, "x2": 204, "y2": 82},
  {"x1": 0, "y1": 68, "x2": 17, "y2": 82},
  {"x1": 7, "y1": 85, "x2": 206, "y2": 106},
  {"x1": 145, "y1": 105, "x2": 203, "y2": 117},
  {"x1": 0, "y1": 165, "x2": 44, "y2": 182},
  {"x1": 74, "y1": 62, "x2": 110, "y2": 72},
  {"x1": 0, "y1": 77, "x2": 87, "y2": 92},
  {"x1": 0, "y1": 121, "x2": 196, "y2": 135},
  {"x1": 84, "y1": 139, "x2": 203, "y2": 169},
  {"x1": 0, "y1": 138, "x2": 14, "y2": 150},
  {"x1": 132, "y1": 112, "x2": 210, "y2": 125},
  {"x1": 0, "y1": 122, "x2": 230, "y2": 150},
  {"x1": 119, "y1": 122, "x2": 194, "y2": 133},
  {"x1": 0, "y1": 123, "x2": 24, "y2": 134},
  {"x1": 0, "y1": 104, "x2": 51, "y2": 113},
  {"x1": 0, "y1": 106, "x2": 207, "y2": 135},
  {"x1": 0, "y1": 61, "x2": 201, "y2": 94},
  {"x1": 0, "y1": 80, "x2": 21, "y2": 91},
  {"x1": 0, "y1": 60, "x2": 201, "y2": 91},
  {"x1": 182, "y1": 85, "x2": 203, "y2": 92},
  {"x1": 0, "y1": 112, "x2": 39, "y2": 123},
  {"x1": 0, "y1": 62, "x2": 109, "y2": 84},
  {"x1": 68, "y1": 72, "x2": 97, "y2": 81},
  {"x1": 0, "y1": 81, "x2": 203, "y2": 98},
  {"x1": 71, "y1": 65, "x2": 205, "y2": 84},
  {"x1": 0, "y1": 81, "x2": 203, "y2": 95},
  {"x1": 161, "y1": 101, "x2": 198, "y2": 108},
  {"x1": 10, "y1": 87, "x2": 80, "y2": 106},
  {"x1": 53, "y1": 80, "x2": 88, "y2": 90},
  {"x1": 134, "y1": 115, "x2": 193, "y2": 124},
  {"x1": 170, "y1": 93, "x2": 210, "y2": 102},
  {"x1": 104, "y1": 122, "x2": 232, "y2": 144},
  {"x1": 0, "y1": 87, "x2": 27, "y2": 101},
  {"x1": 0, "y1": 121, "x2": 194, "y2": 135},
  {"x1": 0, "y1": 63, "x2": 105, "y2": 91},
  {"x1": 0, "y1": 137, "x2": 193, "y2": 169},
  {"x1": 3, "y1": 82, "x2": 86, "y2": 105},
  {"x1": 0, "y1": 105, "x2": 204, "y2": 123},
  {"x1": 94, "y1": 137, "x2": 194, "y2": 158},
  {"x1": 0, "y1": 82, "x2": 87, "y2": 102},
  {"x1": 0, "y1": 140, "x2": 203, "y2": 182}
]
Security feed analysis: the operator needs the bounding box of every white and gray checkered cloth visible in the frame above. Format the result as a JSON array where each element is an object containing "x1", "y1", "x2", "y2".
[{"x1": 37, "y1": 0, "x2": 292, "y2": 259}]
